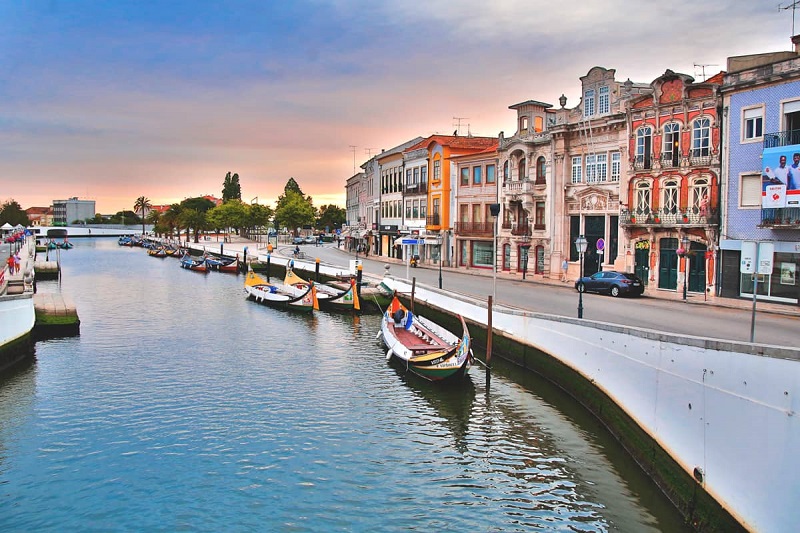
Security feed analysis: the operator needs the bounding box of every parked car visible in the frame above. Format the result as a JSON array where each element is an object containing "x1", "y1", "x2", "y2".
[
  {"x1": 575, "y1": 271, "x2": 645, "y2": 297},
  {"x1": 292, "y1": 236, "x2": 304, "y2": 245},
  {"x1": 303, "y1": 235, "x2": 316, "y2": 244}
]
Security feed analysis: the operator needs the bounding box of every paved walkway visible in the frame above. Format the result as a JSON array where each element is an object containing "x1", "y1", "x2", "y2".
[{"x1": 197, "y1": 235, "x2": 799, "y2": 319}]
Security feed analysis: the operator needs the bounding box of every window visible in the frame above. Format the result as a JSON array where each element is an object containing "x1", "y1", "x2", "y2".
[
  {"x1": 691, "y1": 177, "x2": 709, "y2": 215},
  {"x1": 535, "y1": 202, "x2": 545, "y2": 228},
  {"x1": 692, "y1": 118, "x2": 711, "y2": 157},
  {"x1": 661, "y1": 179, "x2": 679, "y2": 215},
  {"x1": 473, "y1": 166, "x2": 482, "y2": 185},
  {"x1": 433, "y1": 159, "x2": 441, "y2": 181},
  {"x1": 460, "y1": 167, "x2": 469, "y2": 186},
  {"x1": 459, "y1": 204, "x2": 468, "y2": 222},
  {"x1": 610, "y1": 152, "x2": 621, "y2": 182},
  {"x1": 572, "y1": 156, "x2": 583, "y2": 183},
  {"x1": 634, "y1": 181, "x2": 652, "y2": 215},
  {"x1": 432, "y1": 198, "x2": 440, "y2": 215},
  {"x1": 636, "y1": 126, "x2": 652, "y2": 168},
  {"x1": 740, "y1": 174, "x2": 761, "y2": 207},
  {"x1": 519, "y1": 116, "x2": 529, "y2": 132},
  {"x1": 486, "y1": 164, "x2": 496, "y2": 184},
  {"x1": 534, "y1": 116, "x2": 544, "y2": 132},
  {"x1": 472, "y1": 203, "x2": 481, "y2": 223},
  {"x1": 596, "y1": 153, "x2": 607, "y2": 182},
  {"x1": 598, "y1": 86, "x2": 609, "y2": 114},
  {"x1": 412, "y1": 200, "x2": 419, "y2": 219},
  {"x1": 421, "y1": 165, "x2": 427, "y2": 184},
  {"x1": 518, "y1": 158, "x2": 526, "y2": 180},
  {"x1": 584, "y1": 89, "x2": 595, "y2": 117},
  {"x1": 503, "y1": 161, "x2": 509, "y2": 181},
  {"x1": 743, "y1": 107, "x2": 763, "y2": 141},
  {"x1": 502, "y1": 243, "x2": 511, "y2": 271},
  {"x1": 420, "y1": 202, "x2": 426, "y2": 219},
  {"x1": 536, "y1": 156, "x2": 546, "y2": 184},
  {"x1": 663, "y1": 123, "x2": 680, "y2": 166},
  {"x1": 406, "y1": 201, "x2": 411, "y2": 219},
  {"x1": 413, "y1": 167, "x2": 419, "y2": 184},
  {"x1": 586, "y1": 154, "x2": 597, "y2": 183},
  {"x1": 406, "y1": 169, "x2": 412, "y2": 185},
  {"x1": 472, "y1": 242, "x2": 494, "y2": 268}
]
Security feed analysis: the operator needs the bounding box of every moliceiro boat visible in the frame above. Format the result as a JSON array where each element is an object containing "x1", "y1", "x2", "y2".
[
  {"x1": 378, "y1": 294, "x2": 472, "y2": 382},
  {"x1": 244, "y1": 270, "x2": 317, "y2": 313},
  {"x1": 283, "y1": 268, "x2": 360, "y2": 312}
]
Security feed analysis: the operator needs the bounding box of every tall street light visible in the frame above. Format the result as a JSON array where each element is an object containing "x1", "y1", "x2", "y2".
[
  {"x1": 681, "y1": 235, "x2": 689, "y2": 301},
  {"x1": 575, "y1": 235, "x2": 588, "y2": 319},
  {"x1": 437, "y1": 234, "x2": 443, "y2": 289},
  {"x1": 489, "y1": 203, "x2": 501, "y2": 301}
]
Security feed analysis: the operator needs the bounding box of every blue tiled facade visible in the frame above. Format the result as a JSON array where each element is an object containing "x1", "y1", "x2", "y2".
[{"x1": 727, "y1": 80, "x2": 800, "y2": 241}]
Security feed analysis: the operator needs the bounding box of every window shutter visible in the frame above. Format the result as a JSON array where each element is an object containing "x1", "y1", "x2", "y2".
[{"x1": 740, "y1": 174, "x2": 761, "y2": 207}]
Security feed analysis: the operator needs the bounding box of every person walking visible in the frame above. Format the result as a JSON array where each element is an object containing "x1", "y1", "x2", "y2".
[{"x1": 561, "y1": 258, "x2": 569, "y2": 282}]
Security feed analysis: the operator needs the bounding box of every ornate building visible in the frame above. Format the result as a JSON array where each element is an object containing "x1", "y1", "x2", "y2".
[{"x1": 621, "y1": 70, "x2": 722, "y2": 295}]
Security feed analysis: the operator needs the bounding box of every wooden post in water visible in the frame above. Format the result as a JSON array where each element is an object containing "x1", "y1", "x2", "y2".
[
  {"x1": 315, "y1": 258, "x2": 320, "y2": 282},
  {"x1": 266, "y1": 253, "x2": 271, "y2": 281},
  {"x1": 486, "y1": 295, "x2": 493, "y2": 369},
  {"x1": 356, "y1": 264, "x2": 363, "y2": 299},
  {"x1": 410, "y1": 277, "x2": 416, "y2": 313}
]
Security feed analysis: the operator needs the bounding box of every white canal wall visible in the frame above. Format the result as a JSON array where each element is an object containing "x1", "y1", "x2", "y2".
[{"x1": 382, "y1": 276, "x2": 799, "y2": 533}]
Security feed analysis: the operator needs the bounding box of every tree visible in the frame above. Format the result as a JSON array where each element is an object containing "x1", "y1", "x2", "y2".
[
  {"x1": 244, "y1": 203, "x2": 274, "y2": 240},
  {"x1": 316, "y1": 204, "x2": 346, "y2": 232},
  {"x1": 207, "y1": 200, "x2": 248, "y2": 240},
  {"x1": 145, "y1": 210, "x2": 161, "y2": 237},
  {"x1": 133, "y1": 196, "x2": 152, "y2": 235},
  {"x1": 0, "y1": 200, "x2": 31, "y2": 227},
  {"x1": 160, "y1": 204, "x2": 181, "y2": 239},
  {"x1": 274, "y1": 190, "x2": 316, "y2": 236},
  {"x1": 222, "y1": 172, "x2": 242, "y2": 202},
  {"x1": 179, "y1": 208, "x2": 207, "y2": 243}
]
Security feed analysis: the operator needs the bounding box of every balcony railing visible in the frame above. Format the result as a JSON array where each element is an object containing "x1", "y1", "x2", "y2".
[
  {"x1": 510, "y1": 223, "x2": 531, "y2": 236},
  {"x1": 689, "y1": 153, "x2": 712, "y2": 166},
  {"x1": 426, "y1": 214, "x2": 440, "y2": 227},
  {"x1": 633, "y1": 154, "x2": 653, "y2": 170},
  {"x1": 454, "y1": 221, "x2": 493, "y2": 236},
  {"x1": 620, "y1": 208, "x2": 719, "y2": 226},
  {"x1": 404, "y1": 181, "x2": 427, "y2": 194},
  {"x1": 660, "y1": 153, "x2": 680, "y2": 169},
  {"x1": 760, "y1": 207, "x2": 800, "y2": 228},
  {"x1": 764, "y1": 129, "x2": 800, "y2": 149}
]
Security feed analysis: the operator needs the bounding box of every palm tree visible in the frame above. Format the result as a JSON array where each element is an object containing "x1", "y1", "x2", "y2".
[{"x1": 133, "y1": 196, "x2": 152, "y2": 236}]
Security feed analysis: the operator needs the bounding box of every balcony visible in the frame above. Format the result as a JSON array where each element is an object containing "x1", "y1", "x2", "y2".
[
  {"x1": 510, "y1": 223, "x2": 531, "y2": 236},
  {"x1": 759, "y1": 207, "x2": 800, "y2": 228},
  {"x1": 633, "y1": 154, "x2": 653, "y2": 170},
  {"x1": 426, "y1": 214, "x2": 440, "y2": 227},
  {"x1": 404, "y1": 181, "x2": 427, "y2": 194},
  {"x1": 454, "y1": 221, "x2": 493, "y2": 236},
  {"x1": 620, "y1": 208, "x2": 719, "y2": 227},
  {"x1": 764, "y1": 129, "x2": 800, "y2": 149},
  {"x1": 689, "y1": 152, "x2": 712, "y2": 166},
  {"x1": 660, "y1": 153, "x2": 680, "y2": 169}
]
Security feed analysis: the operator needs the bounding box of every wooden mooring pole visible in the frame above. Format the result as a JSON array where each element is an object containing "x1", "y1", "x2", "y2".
[
  {"x1": 486, "y1": 295, "x2": 493, "y2": 368},
  {"x1": 410, "y1": 278, "x2": 416, "y2": 313}
]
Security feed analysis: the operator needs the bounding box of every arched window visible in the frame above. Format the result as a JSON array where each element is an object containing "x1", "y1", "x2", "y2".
[
  {"x1": 636, "y1": 126, "x2": 652, "y2": 169},
  {"x1": 536, "y1": 156, "x2": 546, "y2": 184},
  {"x1": 503, "y1": 161, "x2": 509, "y2": 182},
  {"x1": 692, "y1": 118, "x2": 711, "y2": 158},
  {"x1": 634, "y1": 181, "x2": 652, "y2": 216},
  {"x1": 661, "y1": 179, "x2": 679, "y2": 215},
  {"x1": 663, "y1": 123, "x2": 680, "y2": 167},
  {"x1": 534, "y1": 245, "x2": 544, "y2": 274},
  {"x1": 502, "y1": 243, "x2": 511, "y2": 271},
  {"x1": 519, "y1": 116, "x2": 529, "y2": 133},
  {"x1": 534, "y1": 116, "x2": 544, "y2": 133},
  {"x1": 690, "y1": 177, "x2": 710, "y2": 215},
  {"x1": 518, "y1": 158, "x2": 527, "y2": 181}
]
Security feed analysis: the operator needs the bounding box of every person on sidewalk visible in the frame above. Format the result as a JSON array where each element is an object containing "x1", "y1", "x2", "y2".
[{"x1": 561, "y1": 259, "x2": 569, "y2": 282}]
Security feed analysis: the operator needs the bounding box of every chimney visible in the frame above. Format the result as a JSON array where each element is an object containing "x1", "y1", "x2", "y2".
[{"x1": 792, "y1": 34, "x2": 800, "y2": 54}]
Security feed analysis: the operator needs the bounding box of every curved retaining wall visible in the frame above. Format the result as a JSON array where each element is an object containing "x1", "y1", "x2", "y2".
[{"x1": 383, "y1": 276, "x2": 798, "y2": 533}]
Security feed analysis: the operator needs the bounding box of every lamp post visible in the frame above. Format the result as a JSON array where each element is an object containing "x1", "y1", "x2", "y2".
[
  {"x1": 681, "y1": 235, "x2": 689, "y2": 301},
  {"x1": 438, "y1": 235, "x2": 443, "y2": 289},
  {"x1": 489, "y1": 204, "x2": 501, "y2": 301},
  {"x1": 575, "y1": 235, "x2": 587, "y2": 318}
]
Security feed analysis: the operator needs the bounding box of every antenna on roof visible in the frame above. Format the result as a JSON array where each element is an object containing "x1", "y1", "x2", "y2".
[
  {"x1": 693, "y1": 63, "x2": 718, "y2": 81},
  {"x1": 364, "y1": 148, "x2": 376, "y2": 158},
  {"x1": 779, "y1": 1, "x2": 800, "y2": 36},
  {"x1": 348, "y1": 145, "x2": 357, "y2": 175},
  {"x1": 453, "y1": 116, "x2": 469, "y2": 136}
]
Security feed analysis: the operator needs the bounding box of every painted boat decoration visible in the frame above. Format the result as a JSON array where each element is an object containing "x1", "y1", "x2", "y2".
[
  {"x1": 283, "y1": 268, "x2": 360, "y2": 312},
  {"x1": 378, "y1": 293, "x2": 472, "y2": 382},
  {"x1": 180, "y1": 253, "x2": 209, "y2": 272},
  {"x1": 244, "y1": 270, "x2": 316, "y2": 313},
  {"x1": 205, "y1": 253, "x2": 239, "y2": 273}
]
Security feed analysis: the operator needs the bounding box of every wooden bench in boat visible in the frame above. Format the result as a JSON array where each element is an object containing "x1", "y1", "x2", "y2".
[{"x1": 390, "y1": 322, "x2": 451, "y2": 352}]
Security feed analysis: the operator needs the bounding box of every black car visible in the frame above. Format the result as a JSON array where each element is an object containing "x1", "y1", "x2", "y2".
[{"x1": 575, "y1": 271, "x2": 644, "y2": 297}]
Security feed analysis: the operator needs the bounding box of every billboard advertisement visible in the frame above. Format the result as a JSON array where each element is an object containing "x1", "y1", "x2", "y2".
[{"x1": 761, "y1": 145, "x2": 800, "y2": 207}]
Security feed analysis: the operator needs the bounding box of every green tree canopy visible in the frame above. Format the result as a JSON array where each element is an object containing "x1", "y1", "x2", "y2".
[
  {"x1": 222, "y1": 172, "x2": 242, "y2": 202},
  {"x1": 316, "y1": 204, "x2": 345, "y2": 231},
  {"x1": 274, "y1": 190, "x2": 315, "y2": 236},
  {"x1": 0, "y1": 200, "x2": 31, "y2": 227},
  {"x1": 180, "y1": 197, "x2": 216, "y2": 213},
  {"x1": 207, "y1": 200, "x2": 248, "y2": 235},
  {"x1": 179, "y1": 208, "x2": 208, "y2": 243}
]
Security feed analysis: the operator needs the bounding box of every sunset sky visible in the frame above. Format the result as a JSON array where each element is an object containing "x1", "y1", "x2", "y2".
[{"x1": 1, "y1": 1, "x2": 795, "y2": 214}]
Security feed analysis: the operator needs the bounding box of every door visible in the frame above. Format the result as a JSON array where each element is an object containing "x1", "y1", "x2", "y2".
[
  {"x1": 659, "y1": 238, "x2": 678, "y2": 290},
  {"x1": 584, "y1": 215, "x2": 605, "y2": 276},
  {"x1": 688, "y1": 244, "x2": 707, "y2": 293},
  {"x1": 634, "y1": 245, "x2": 650, "y2": 286}
]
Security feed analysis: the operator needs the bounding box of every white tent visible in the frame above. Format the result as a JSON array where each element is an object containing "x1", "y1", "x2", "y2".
[{"x1": 1, "y1": 222, "x2": 13, "y2": 235}]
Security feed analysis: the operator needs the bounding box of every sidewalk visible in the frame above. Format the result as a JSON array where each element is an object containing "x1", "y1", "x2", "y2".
[{"x1": 202, "y1": 235, "x2": 800, "y2": 319}]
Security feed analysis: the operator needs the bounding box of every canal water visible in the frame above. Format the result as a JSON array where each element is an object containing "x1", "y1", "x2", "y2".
[{"x1": 0, "y1": 238, "x2": 690, "y2": 532}]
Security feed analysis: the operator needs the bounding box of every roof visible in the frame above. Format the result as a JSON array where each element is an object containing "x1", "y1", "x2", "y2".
[
  {"x1": 508, "y1": 99, "x2": 553, "y2": 110},
  {"x1": 404, "y1": 135, "x2": 498, "y2": 153}
]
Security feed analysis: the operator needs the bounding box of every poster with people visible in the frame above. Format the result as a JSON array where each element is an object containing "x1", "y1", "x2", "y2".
[{"x1": 762, "y1": 146, "x2": 800, "y2": 207}]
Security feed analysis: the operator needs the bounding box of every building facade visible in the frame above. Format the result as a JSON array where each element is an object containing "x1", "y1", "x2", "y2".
[
  {"x1": 621, "y1": 70, "x2": 723, "y2": 296},
  {"x1": 52, "y1": 197, "x2": 95, "y2": 226},
  {"x1": 720, "y1": 38, "x2": 800, "y2": 304}
]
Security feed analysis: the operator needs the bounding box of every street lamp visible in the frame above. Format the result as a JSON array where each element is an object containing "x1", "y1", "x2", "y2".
[
  {"x1": 681, "y1": 235, "x2": 689, "y2": 301},
  {"x1": 575, "y1": 235, "x2": 588, "y2": 318},
  {"x1": 438, "y1": 235, "x2": 443, "y2": 289},
  {"x1": 489, "y1": 203, "x2": 501, "y2": 301}
]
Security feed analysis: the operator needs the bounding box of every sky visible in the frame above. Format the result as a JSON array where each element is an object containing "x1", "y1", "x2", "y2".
[{"x1": 1, "y1": 1, "x2": 796, "y2": 214}]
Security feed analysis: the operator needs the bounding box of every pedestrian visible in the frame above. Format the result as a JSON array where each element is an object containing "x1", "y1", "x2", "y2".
[
  {"x1": 6, "y1": 255, "x2": 14, "y2": 274},
  {"x1": 561, "y1": 258, "x2": 569, "y2": 282}
]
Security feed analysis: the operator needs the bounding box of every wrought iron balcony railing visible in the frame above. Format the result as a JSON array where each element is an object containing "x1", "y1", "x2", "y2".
[
  {"x1": 759, "y1": 207, "x2": 800, "y2": 228},
  {"x1": 764, "y1": 129, "x2": 800, "y2": 149},
  {"x1": 454, "y1": 221, "x2": 493, "y2": 236}
]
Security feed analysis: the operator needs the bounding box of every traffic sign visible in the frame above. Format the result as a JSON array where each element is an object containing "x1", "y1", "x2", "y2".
[{"x1": 596, "y1": 238, "x2": 605, "y2": 251}]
